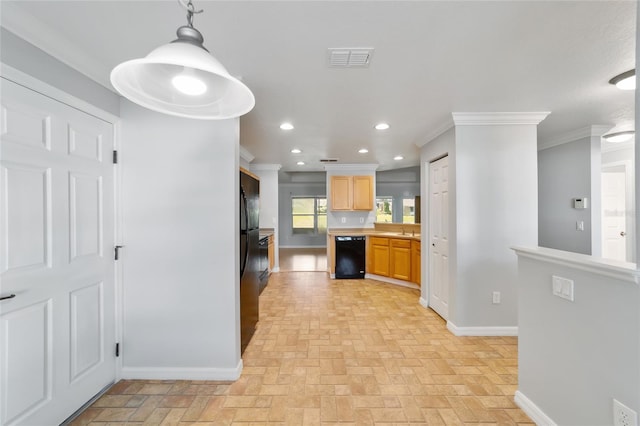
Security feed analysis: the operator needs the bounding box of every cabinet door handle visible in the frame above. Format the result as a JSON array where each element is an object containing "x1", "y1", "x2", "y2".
[{"x1": 0, "y1": 294, "x2": 16, "y2": 301}]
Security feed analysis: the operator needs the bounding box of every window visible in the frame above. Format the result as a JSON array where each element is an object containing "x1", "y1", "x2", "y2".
[
  {"x1": 375, "y1": 197, "x2": 393, "y2": 222},
  {"x1": 292, "y1": 197, "x2": 327, "y2": 234},
  {"x1": 402, "y1": 198, "x2": 415, "y2": 224}
]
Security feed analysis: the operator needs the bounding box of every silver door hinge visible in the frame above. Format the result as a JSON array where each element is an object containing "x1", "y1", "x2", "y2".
[
  {"x1": 113, "y1": 150, "x2": 118, "y2": 164},
  {"x1": 115, "y1": 245, "x2": 124, "y2": 260},
  {"x1": 115, "y1": 343, "x2": 120, "y2": 357}
]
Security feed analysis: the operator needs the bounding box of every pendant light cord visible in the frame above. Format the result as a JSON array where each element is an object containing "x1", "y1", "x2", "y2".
[{"x1": 178, "y1": 0, "x2": 203, "y2": 28}]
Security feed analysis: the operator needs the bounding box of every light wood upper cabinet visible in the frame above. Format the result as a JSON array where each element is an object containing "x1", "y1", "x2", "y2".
[
  {"x1": 330, "y1": 175, "x2": 373, "y2": 211},
  {"x1": 330, "y1": 176, "x2": 353, "y2": 210},
  {"x1": 353, "y1": 176, "x2": 374, "y2": 210}
]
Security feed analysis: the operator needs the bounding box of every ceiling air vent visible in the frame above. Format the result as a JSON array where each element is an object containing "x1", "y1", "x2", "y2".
[
  {"x1": 328, "y1": 48, "x2": 374, "y2": 68},
  {"x1": 319, "y1": 158, "x2": 339, "y2": 163}
]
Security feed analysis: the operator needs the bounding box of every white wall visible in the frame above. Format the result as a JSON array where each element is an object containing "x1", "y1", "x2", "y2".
[
  {"x1": 515, "y1": 247, "x2": 639, "y2": 425},
  {"x1": 454, "y1": 124, "x2": 538, "y2": 328},
  {"x1": 538, "y1": 137, "x2": 600, "y2": 255},
  {"x1": 120, "y1": 100, "x2": 241, "y2": 379},
  {"x1": 0, "y1": 28, "x2": 120, "y2": 116},
  {"x1": 251, "y1": 164, "x2": 280, "y2": 269}
]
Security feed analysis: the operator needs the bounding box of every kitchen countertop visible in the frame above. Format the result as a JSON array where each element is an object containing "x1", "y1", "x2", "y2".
[
  {"x1": 327, "y1": 228, "x2": 420, "y2": 241},
  {"x1": 259, "y1": 228, "x2": 274, "y2": 240}
]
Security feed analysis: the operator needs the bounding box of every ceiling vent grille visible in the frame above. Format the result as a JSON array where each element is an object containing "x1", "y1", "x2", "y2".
[
  {"x1": 328, "y1": 48, "x2": 374, "y2": 68},
  {"x1": 319, "y1": 158, "x2": 339, "y2": 163}
]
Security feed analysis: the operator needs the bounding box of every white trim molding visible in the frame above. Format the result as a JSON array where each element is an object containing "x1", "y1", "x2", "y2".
[
  {"x1": 514, "y1": 391, "x2": 557, "y2": 426},
  {"x1": 538, "y1": 124, "x2": 612, "y2": 151},
  {"x1": 452, "y1": 112, "x2": 550, "y2": 126},
  {"x1": 122, "y1": 360, "x2": 243, "y2": 381},
  {"x1": 415, "y1": 117, "x2": 454, "y2": 148},
  {"x1": 250, "y1": 163, "x2": 282, "y2": 171},
  {"x1": 446, "y1": 322, "x2": 518, "y2": 336},
  {"x1": 239, "y1": 145, "x2": 255, "y2": 163},
  {"x1": 512, "y1": 246, "x2": 639, "y2": 284},
  {"x1": 364, "y1": 274, "x2": 420, "y2": 290},
  {"x1": 419, "y1": 297, "x2": 429, "y2": 309},
  {"x1": 323, "y1": 163, "x2": 379, "y2": 172}
]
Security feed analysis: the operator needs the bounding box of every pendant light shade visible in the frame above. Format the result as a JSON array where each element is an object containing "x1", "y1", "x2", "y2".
[{"x1": 110, "y1": 2, "x2": 255, "y2": 120}]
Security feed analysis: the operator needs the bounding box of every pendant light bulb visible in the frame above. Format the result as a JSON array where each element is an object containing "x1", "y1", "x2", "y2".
[{"x1": 172, "y1": 72, "x2": 207, "y2": 96}]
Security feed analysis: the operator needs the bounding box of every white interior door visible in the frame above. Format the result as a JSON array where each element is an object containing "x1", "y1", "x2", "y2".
[
  {"x1": 602, "y1": 170, "x2": 627, "y2": 261},
  {"x1": 428, "y1": 156, "x2": 449, "y2": 320},
  {"x1": 0, "y1": 78, "x2": 116, "y2": 425}
]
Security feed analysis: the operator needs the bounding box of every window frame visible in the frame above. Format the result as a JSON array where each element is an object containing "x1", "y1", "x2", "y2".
[{"x1": 291, "y1": 196, "x2": 327, "y2": 235}]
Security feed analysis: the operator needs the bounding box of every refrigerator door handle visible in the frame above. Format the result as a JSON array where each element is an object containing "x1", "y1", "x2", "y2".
[{"x1": 240, "y1": 186, "x2": 249, "y2": 277}]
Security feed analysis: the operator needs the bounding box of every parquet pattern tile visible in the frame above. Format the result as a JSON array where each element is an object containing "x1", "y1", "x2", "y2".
[{"x1": 74, "y1": 272, "x2": 532, "y2": 425}]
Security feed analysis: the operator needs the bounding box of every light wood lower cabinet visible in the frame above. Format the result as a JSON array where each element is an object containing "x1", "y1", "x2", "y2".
[
  {"x1": 368, "y1": 237, "x2": 390, "y2": 276},
  {"x1": 367, "y1": 236, "x2": 420, "y2": 284},
  {"x1": 268, "y1": 235, "x2": 274, "y2": 271},
  {"x1": 411, "y1": 240, "x2": 421, "y2": 286},
  {"x1": 390, "y1": 239, "x2": 411, "y2": 281}
]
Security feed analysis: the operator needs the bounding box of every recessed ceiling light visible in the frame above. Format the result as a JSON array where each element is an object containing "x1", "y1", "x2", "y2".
[
  {"x1": 603, "y1": 130, "x2": 635, "y2": 143},
  {"x1": 358, "y1": 148, "x2": 369, "y2": 154},
  {"x1": 297, "y1": 161, "x2": 305, "y2": 166},
  {"x1": 291, "y1": 148, "x2": 302, "y2": 154},
  {"x1": 375, "y1": 123, "x2": 390, "y2": 130},
  {"x1": 394, "y1": 155, "x2": 403, "y2": 161},
  {"x1": 609, "y1": 70, "x2": 636, "y2": 90},
  {"x1": 280, "y1": 122, "x2": 294, "y2": 130}
]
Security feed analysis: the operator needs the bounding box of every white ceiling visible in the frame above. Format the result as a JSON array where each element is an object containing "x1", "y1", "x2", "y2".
[{"x1": 2, "y1": 1, "x2": 635, "y2": 171}]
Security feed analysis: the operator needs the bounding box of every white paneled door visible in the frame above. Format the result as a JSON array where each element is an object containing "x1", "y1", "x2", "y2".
[
  {"x1": 602, "y1": 171, "x2": 627, "y2": 262},
  {"x1": 428, "y1": 156, "x2": 449, "y2": 320},
  {"x1": 0, "y1": 78, "x2": 116, "y2": 425}
]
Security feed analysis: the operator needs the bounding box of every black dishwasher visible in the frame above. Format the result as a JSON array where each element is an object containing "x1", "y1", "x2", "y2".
[{"x1": 335, "y1": 236, "x2": 366, "y2": 279}]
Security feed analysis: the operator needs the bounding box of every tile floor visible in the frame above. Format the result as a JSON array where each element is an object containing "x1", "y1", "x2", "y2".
[
  {"x1": 278, "y1": 248, "x2": 327, "y2": 272},
  {"x1": 72, "y1": 272, "x2": 532, "y2": 425}
]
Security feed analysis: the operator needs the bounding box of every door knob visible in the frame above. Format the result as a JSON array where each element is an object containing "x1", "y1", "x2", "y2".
[
  {"x1": 432, "y1": 243, "x2": 435, "y2": 247},
  {"x1": 620, "y1": 231, "x2": 626, "y2": 237}
]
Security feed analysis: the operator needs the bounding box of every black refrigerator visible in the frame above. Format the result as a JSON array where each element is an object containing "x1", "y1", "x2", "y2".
[{"x1": 240, "y1": 170, "x2": 260, "y2": 354}]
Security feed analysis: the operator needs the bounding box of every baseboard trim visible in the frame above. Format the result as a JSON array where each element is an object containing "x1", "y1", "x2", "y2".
[
  {"x1": 446, "y1": 321, "x2": 518, "y2": 336},
  {"x1": 121, "y1": 360, "x2": 243, "y2": 381},
  {"x1": 419, "y1": 297, "x2": 429, "y2": 309},
  {"x1": 364, "y1": 274, "x2": 420, "y2": 290},
  {"x1": 514, "y1": 390, "x2": 557, "y2": 425}
]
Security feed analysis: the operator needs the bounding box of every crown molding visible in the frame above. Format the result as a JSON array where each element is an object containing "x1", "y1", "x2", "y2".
[
  {"x1": 323, "y1": 163, "x2": 379, "y2": 172},
  {"x1": 1, "y1": 4, "x2": 114, "y2": 91},
  {"x1": 602, "y1": 140, "x2": 634, "y2": 153},
  {"x1": 250, "y1": 164, "x2": 282, "y2": 171},
  {"x1": 452, "y1": 112, "x2": 550, "y2": 126},
  {"x1": 538, "y1": 125, "x2": 613, "y2": 151},
  {"x1": 415, "y1": 117, "x2": 454, "y2": 148},
  {"x1": 239, "y1": 146, "x2": 255, "y2": 163}
]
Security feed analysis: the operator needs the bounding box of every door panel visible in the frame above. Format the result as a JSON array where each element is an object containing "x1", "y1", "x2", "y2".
[
  {"x1": 0, "y1": 78, "x2": 115, "y2": 425},
  {"x1": 429, "y1": 156, "x2": 449, "y2": 320},
  {"x1": 1, "y1": 162, "x2": 52, "y2": 273},
  {"x1": 0, "y1": 300, "x2": 52, "y2": 425},
  {"x1": 602, "y1": 171, "x2": 627, "y2": 261}
]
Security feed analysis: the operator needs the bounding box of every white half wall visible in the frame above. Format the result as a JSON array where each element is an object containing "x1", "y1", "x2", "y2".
[
  {"x1": 514, "y1": 246, "x2": 639, "y2": 425},
  {"x1": 120, "y1": 100, "x2": 241, "y2": 377}
]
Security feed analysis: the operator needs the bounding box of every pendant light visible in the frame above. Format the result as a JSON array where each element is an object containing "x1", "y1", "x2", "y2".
[{"x1": 110, "y1": 0, "x2": 255, "y2": 120}]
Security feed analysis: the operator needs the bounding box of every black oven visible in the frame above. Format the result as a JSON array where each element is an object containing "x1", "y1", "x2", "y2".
[{"x1": 258, "y1": 236, "x2": 269, "y2": 293}]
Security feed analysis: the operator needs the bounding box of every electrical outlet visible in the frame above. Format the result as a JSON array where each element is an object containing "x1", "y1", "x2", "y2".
[
  {"x1": 359, "y1": 217, "x2": 364, "y2": 224},
  {"x1": 614, "y1": 399, "x2": 637, "y2": 426},
  {"x1": 341, "y1": 217, "x2": 346, "y2": 224},
  {"x1": 576, "y1": 221, "x2": 584, "y2": 231},
  {"x1": 492, "y1": 291, "x2": 500, "y2": 304}
]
